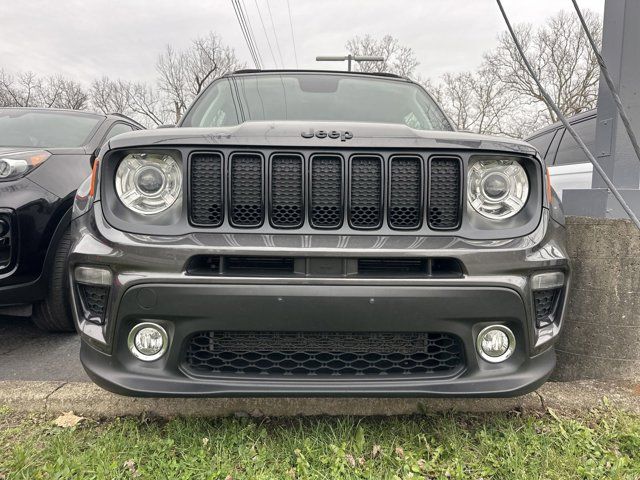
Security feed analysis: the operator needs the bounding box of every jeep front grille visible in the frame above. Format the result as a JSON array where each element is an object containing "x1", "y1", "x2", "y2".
[
  {"x1": 230, "y1": 153, "x2": 264, "y2": 227},
  {"x1": 310, "y1": 155, "x2": 343, "y2": 228},
  {"x1": 184, "y1": 331, "x2": 464, "y2": 377},
  {"x1": 189, "y1": 151, "x2": 462, "y2": 232}
]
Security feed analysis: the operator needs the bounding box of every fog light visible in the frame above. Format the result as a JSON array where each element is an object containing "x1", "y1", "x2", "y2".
[
  {"x1": 127, "y1": 322, "x2": 168, "y2": 361},
  {"x1": 477, "y1": 325, "x2": 515, "y2": 363},
  {"x1": 75, "y1": 266, "x2": 112, "y2": 286}
]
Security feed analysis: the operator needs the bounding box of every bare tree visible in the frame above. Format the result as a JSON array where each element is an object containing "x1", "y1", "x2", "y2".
[
  {"x1": 39, "y1": 76, "x2": 89, "y2": 110},
  {"x1": 484, "y1": 9, "x2": 601, "y2": 124},
  {"x1": 90, "y1": 77, "x2": 172, "y2": 127},
  {"x1": 156, "y1": 32, "x2": 244, "y2": 123},
  {"x1": 345, "y1": 34, "x2": 418, "y2": 77},
  {"x1": 0, "y1": 69, "x2": 88, "y2": 110}
]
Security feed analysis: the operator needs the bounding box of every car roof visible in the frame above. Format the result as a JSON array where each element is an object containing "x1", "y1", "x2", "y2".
[
  {"x1": 0, "y1": 107, "x2": 143, "y2": 128},
  {"x1": 526, "y1": 108, "x2": 597, "y2": 141},
  {"x1": 227, "y1": 69, "x2": 411, "y2": 82},
  {"x1": 0, "y1": 106, "x2": 106, "y2": 118}
]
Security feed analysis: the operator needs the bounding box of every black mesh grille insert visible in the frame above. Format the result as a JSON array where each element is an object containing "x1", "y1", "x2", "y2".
[
  {"x1": 389, "y1": 157, "x2": 422, "y2": 229},
  {"x1": 270, "y1": 154, "x2": 303, "y2": 227},
  {"x1": 310, "y1": 155, "x2": 343, "y2": 228},
  {"x1": 534, "y1": 288, "x2": 562, "y2": 327},
  {"x1": 78, "y1": 285, "x2": 109, "y2": 320},
  {"x1": 185, "y1": 331, "x2": 464, "y2": 376},
  {"x1": 349, "y1": 156, "x2": 382, "y2": 229},
  {"x1": 190, "y1": 153, "x2": 223, "y2": 226},
  {"x1": 428, "y1": 157, "x2": 462, "y2": 229},
  {"x1": 230, "y1": 154, "x2": 263, "y2": 226}
]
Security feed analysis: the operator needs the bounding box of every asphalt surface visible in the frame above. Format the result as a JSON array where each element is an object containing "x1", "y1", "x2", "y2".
[{"x1": 0, "y1": 315, "x2": 87, "y2": 382}]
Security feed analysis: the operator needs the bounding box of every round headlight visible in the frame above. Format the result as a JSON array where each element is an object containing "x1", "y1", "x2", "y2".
[
  {"x1": 115, "y1": 153, "x2": 182, "y2": 214},
  {"x1": 468, "y1": 159, "x2": 529, "y2": 219}
]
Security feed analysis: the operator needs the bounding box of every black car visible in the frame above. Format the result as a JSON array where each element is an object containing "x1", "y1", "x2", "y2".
[{"x1": 0, "y1": 108, "x2": 143, "y2": 331}]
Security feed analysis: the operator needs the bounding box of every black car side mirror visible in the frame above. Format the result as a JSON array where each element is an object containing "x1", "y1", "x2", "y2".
[{"x1": 90, "y1": 148, "x2": 100, "y2": 168}]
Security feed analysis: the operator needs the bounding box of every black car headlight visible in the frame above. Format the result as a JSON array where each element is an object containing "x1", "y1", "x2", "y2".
[
  {"x1": 468, "y1": 159, "x2": 529, "y2": 219},
  {"x1": 0, "y1": 150, "x2": 51, "y2": 181},
  {"x1": 115, "y1": 153, "x2": 182, "y2": 215}
]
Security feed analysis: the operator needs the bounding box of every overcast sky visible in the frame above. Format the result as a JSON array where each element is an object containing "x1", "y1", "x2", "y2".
[{"x1": 0, "y1": 0, "x2": 605, "y2": 86}]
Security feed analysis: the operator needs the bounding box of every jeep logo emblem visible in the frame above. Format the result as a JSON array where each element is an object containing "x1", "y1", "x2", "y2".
[{"x1": 301, "y1": 129, "x2": 353, "y2": 141}]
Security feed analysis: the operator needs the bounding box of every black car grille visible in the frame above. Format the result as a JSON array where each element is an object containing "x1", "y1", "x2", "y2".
[
  {"x1": 389, "y1": 156, "x2": 422, "y2": 229},
  {"x1": 189, "y1": 152, "x2": 462, "y2": 231},
  {"x1": 270, "y1": 154, "x2": 304, "y2": 227},
  {"x1": 190, "y1": 153, "x2": 223, "y2": 226},
  {"x1": 185, "y1": 331, "x2": 464, "y2": 377},
  {"x1": 310, "y1": 155, "x2": 343, "y2": 228},
  {"x1": 534, "y1": 288, "x2": 562, "y2": 327},
  {"x1": 349, "y1": 156, "x2": 383, "y2": 229},
  {"x1": 428, "y1": 157, "x2": 462, "y2": 229},
  {"x1": 78, "y1": 284, "x2": 109, "y2": 323},
  {"x1": 230, "y1": 153, "x2": 264, "y2": 226}
]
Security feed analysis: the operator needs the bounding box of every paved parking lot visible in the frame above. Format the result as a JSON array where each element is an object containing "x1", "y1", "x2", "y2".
[{"x1": 0, "y1": 316, "x2": 87, "y2": 382}]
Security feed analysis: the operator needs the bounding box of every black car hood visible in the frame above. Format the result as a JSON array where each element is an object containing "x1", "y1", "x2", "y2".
[
  {"x1": 0, "y1": 146, "x2": 87, "y2": 156},
  {"x1": 107, "y1": 121, "x2": 537, "y2": 155}
]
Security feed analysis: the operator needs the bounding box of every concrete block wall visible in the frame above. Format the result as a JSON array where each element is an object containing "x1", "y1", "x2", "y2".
[{"x1": 553, "y1": 216, "x2": 640, "y2": 381}]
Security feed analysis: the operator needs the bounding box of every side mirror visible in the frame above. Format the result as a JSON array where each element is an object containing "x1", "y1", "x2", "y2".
[
  {"x1": 157, "y1": 124, "x2": 176, "y2": 129},
  {"x1": 90, "y1": 148, "x2": 100, "y2": 168}
]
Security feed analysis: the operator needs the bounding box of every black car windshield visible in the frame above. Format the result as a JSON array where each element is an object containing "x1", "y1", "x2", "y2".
[
  {"x1": 0, "y1": 110, "x2": 103, "y2": 148},
  {"x1": 181, "y1": 73, "x2": 453, "y2": 131}
]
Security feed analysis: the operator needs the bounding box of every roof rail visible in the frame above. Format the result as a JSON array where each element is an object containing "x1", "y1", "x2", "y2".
[{"x1": 229, "y1": 68, "x2": 408, "y2": 80}]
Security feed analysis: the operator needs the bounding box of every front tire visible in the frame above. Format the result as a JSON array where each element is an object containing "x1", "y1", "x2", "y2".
[{"x1": 32, "y1": 228, "x2": 75, "y2": 333}]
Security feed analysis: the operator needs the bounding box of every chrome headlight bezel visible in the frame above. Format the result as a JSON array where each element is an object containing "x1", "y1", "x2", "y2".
[
  {"x1": 468, "y1": 158, "x2": 530, "y2": 220},
  {"x1": 114, "y1": 152, "x2": 182, "y2": 215}
]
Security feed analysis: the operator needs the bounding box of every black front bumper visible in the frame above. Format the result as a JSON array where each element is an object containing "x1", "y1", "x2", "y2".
[{"x1": 80, "y1": 283, "x2": 556, "y2": 397}]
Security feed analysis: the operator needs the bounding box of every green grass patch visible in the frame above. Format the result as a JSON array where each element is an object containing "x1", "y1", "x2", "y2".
[{"x1": 1, "y1": 408, "x2": 639, "y2": 479}]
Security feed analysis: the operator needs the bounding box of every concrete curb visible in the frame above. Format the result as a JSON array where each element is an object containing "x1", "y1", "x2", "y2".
[{"x1": 1, "y1": 380, "x2": 638, "y2": 417}]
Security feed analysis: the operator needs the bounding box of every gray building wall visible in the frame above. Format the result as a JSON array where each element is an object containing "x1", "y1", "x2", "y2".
[{"x1": 554, "y1": 216, "x2": 640, "y2": 381}]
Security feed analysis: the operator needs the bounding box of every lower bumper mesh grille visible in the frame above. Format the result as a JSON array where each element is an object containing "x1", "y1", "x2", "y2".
[
  {"x1": 78, "y1": 284, "x2": 109, "y2": 323},
  {"x1": 185, "y1": 331, "x2": 464, "y2": 377},
  {"x1": 534, "y1": 288, "x2": 562, "y2": 327}
]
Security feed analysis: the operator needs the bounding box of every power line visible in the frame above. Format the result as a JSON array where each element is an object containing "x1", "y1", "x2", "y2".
[
  {"x1": 253, "y1": 0, "x2": 278, "y2": 68},
  {"x1": 231, "y1": 0, "x2": 261, "y2": 68},
  {"x1": 266, "y1": 0, "x2": 285, "y2": 68},
  {"x1": 234, "y1": 0, "x2": 262, "y2": 69},
  {"x1": 240, "y1": 0, "x2": 264, "y2": 68},
  {"x1": 286, "y1": 0, "x2": 299, "y2": 68}
]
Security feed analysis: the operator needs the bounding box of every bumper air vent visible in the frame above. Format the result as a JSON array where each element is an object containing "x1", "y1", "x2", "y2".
[{"x1": 185, "y1": 331, "x2": 465, "y2": 377}]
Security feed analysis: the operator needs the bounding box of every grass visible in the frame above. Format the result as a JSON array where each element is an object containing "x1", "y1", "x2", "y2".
[{"x1": 0, "y1": 406, "x2": 639, "y2": 480}]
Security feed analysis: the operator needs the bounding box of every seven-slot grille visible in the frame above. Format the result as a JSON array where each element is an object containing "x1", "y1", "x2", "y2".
[{"x1": 189, "y1": 152, "x2": 462, "y2": 231}]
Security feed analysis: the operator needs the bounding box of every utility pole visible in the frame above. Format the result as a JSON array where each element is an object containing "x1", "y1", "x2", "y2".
[{"x1": 316, "y1": 55, "x2": 384, "y2": 72}]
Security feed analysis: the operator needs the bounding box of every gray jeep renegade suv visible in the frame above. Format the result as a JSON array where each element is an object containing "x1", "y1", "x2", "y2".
[{"x1": 69, "y1": 70, "x2": 570, "y2": 397}]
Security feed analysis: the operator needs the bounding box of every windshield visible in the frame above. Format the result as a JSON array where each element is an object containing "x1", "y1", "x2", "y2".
[
  {"x1": 0, "y1": 110, "x2": 103, "y2": 148},
  {"x1": 182, "y1": 73, "x2": 453, "y2": 131}
]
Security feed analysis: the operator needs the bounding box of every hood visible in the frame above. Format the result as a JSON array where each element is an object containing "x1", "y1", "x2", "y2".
[
  {"x1": 107, "y1": 121, "x2": 537, "y2": 155},
  {"x1": 0, "y1": 146, "x2": 87, "y2": 156}
]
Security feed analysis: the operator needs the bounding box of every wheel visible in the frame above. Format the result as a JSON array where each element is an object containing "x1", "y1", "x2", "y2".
[{"x1": 32, "y1": 227, "x2": 75, "y2": 332}]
